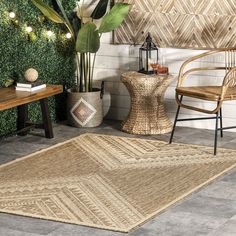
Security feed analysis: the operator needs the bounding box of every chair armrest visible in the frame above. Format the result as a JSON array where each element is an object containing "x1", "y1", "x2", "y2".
[
  {"x1": 177, "y1": 48, "x2": 235, "y2": 87},
  {"x1": 222, "y1": 67, "x2": 236, "y2": 86},
  {"x1": 220, "y1": 66, "x2": 236, "y2": 100}
]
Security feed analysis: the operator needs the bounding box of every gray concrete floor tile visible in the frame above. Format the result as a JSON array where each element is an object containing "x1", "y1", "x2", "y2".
[
  {"x1": 0, "y1": 227, "x2": 41, "y2": 236},
  {"x1": 130, "y1": 211, "x2": 228, "y2": 236},
  {"x1": 221, "y1": 170, "x2": 236, "y2": 182},
  {"x1": 0, "y1": 214, "x2": 61, "y2": 235},
  {"x1": 172, "y1": 195, "x2": 236, "y2": 218},
  {"x1": 175, "y1": 127, "x2": 236, "y2": 148},
  {"x1": 129, "y1": 227, "x2": 157, "y2": 236},
  {"x1": 196, "y1": 180, "x2": 236, "y2": 201},
  {"x1": 0, "y1": 153, "x2": 18, "y2": 165},
  {"x1": 48, "y1": 224, "x2": 126, "y2": 236},
  {"x1": 207, "y1": 219, "x2": 236, "y2": 236}
]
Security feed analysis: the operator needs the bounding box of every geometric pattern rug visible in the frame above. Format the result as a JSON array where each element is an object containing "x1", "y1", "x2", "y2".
[{"x1": 0, "y1": 134, "x2": 236, "y2": 232}]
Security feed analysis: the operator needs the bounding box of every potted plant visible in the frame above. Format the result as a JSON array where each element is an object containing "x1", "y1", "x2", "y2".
[{"x1": 31, "y1": 0, "x2": 130, "y2": 127}]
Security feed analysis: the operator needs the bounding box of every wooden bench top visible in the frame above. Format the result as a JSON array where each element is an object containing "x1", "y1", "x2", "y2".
[{"x1": 0, "y1": 85, "x2": 63, "y2": 111}]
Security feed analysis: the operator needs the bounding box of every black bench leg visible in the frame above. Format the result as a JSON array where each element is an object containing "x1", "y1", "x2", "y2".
[
  {"x1": 17, "y1": 104, "x2": 28, "y2": 136},
  {"x1": 40, "y1": 98, "x2": 54, "y2": 139}
]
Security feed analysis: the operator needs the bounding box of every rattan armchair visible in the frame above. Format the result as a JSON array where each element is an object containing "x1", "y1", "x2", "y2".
[{"x1": 169, "y1": 48, "x2": 236, "y2": 155}]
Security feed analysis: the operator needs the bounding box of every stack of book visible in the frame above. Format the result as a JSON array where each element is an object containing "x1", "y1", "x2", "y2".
[{"x1": 15, "y1": 80, "x2": 46, "y2": 92}]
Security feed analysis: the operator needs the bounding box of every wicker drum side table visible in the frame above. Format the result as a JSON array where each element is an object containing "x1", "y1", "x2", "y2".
[{"x1": 121, "y1": 71, "x2": 173, "y2": 135}]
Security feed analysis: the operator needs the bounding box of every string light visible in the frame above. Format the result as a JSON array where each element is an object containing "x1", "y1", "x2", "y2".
[
  {"x1": 66, "y1": 32, "x2": 72, "y2": 39},
  {"x1": 7, "y1": 11, "x2": 70, "y2": 43},
  {"x1": 9, "y1": 11, "x2": 16, "y2": 19},
  {"x1": 9, "y1": 11, "x2": 18, "y2": 27},
  {"x1": 26, "y1": 26, "x2": 33, "y2": 33},
  {"x1": 47, "y1": 30, "x2": 53, "y2": 37}
]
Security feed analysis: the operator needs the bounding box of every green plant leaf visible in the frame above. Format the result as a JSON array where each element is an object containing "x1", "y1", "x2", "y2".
[
  {"x1": 76, "y1": 22, "x2": 100, "y2": 53},
  {"x1": 72, "y1": 12, "x2": 81, "y2": 39},
  {"x1": 31, "y1": 0, "x2": 65, "y2": 23},
  {"x1": 91, "y1": 0, "x2": 109, "y2": 20},
  {"x1": 98, "y1": 3, "x2": 130, "y2": 33},
  {"x1": 55, "y1": 0, "x2": 74, "y2": 37}
]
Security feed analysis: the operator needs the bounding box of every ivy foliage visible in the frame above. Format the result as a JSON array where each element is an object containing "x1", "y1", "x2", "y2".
[{"x1": 0, "y1": 0, "x2": 76, "y2": 136}]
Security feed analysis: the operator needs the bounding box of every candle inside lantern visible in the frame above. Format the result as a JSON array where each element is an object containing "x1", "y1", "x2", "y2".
[{"x1": 146, "y1": 58, "x2": 155, "y2": 71}]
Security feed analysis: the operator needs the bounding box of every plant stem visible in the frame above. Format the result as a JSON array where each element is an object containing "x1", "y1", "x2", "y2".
[
  {"x1": 80, "y1": 0, "x2": 85, "y2": 23},
  {"x1": 88, "y1": 52, "x2": 91, "y2": 92},
  {"x1": 91, "y1": 52, "x2": 97, "y2": 91},
  {"x1": 87, "y1": 53, "x2": 89, "y2": 92},
  {"x1": 75, "y1": 53, "x2": 80, "y2": 89},
  {"x1": 79, "y1": 53, "x2": 84, "y2": 92},
  {"x1": 84, "y1": 54, "x2": 86, "y2": 92}
]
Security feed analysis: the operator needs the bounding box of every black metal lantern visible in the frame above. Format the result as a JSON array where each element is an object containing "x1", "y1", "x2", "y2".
[{"x1": 139, "y1": 33, "x2": 158, "y2": 74}]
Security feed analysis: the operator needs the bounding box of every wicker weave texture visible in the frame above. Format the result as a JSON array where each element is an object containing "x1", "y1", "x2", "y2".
[{"x1": 121, "y1": 71, "x2": 173, "y2": 134}]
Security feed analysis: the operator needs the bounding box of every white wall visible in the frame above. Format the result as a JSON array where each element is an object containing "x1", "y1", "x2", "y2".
[{"x1": 93, "y1": 32, "x2": 236, "y2": 131}]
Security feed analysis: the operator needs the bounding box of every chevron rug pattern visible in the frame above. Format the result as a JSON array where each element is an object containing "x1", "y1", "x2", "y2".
[
  {"x1": 0, "y1": 134, "x2": 236, "y2": 232},
  {"x1": 114, "y1": 0, "x2": 236, "y2": 48}
]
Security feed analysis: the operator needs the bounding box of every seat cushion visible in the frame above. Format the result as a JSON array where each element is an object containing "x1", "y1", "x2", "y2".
[{"x1": 176, "y1": 86, "x2": 236, "y2": 101}]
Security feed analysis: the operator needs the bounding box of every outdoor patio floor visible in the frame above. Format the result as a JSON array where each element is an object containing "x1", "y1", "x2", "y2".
[{"x1": 0, "y1": 120, "x2": 235, "y2": 236}]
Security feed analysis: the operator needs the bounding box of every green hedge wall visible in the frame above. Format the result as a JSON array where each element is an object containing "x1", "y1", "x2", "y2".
[{"x1": 0, "y1": 0, "x2": 76, "y2": 136}]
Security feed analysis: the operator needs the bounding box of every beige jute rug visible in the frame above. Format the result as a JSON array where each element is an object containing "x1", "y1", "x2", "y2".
[{"x1": 0, "y1": 134, "x2": 236, "y2": 232}]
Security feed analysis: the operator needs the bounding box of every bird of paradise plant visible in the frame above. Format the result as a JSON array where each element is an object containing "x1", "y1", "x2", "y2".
[{"x1": 31, "y1": 0, "x2": 130, "y2": 92}]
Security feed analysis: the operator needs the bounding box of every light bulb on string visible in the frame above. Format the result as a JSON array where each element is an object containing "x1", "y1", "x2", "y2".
[
  {"x1": 25, "y1": 25, "x2": 36, "y2": 42},
  {"x1": 47, "y1": 30, "x2": 54, "y2": 37},
  {"x1": 66, "y1": 32, "x2": 72, "y2": 39},
  {"x1": 9, "y1": 12, "x2": 16, "y2": 19},
  {"x1": 26, "y1": 26, "x2": 33, "y2": 33},
  {"x1": 8, "y1": 11, "x2": 19, "y2": 27}
]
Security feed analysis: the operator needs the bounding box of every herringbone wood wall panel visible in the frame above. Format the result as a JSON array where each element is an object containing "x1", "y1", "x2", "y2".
[{"x1": 114, "y1": 0, "x2": 236, "y2": 49}]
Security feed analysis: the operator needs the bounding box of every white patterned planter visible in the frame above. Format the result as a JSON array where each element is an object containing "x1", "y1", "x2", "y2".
[{"x1": 67, "y1": 89, "x2": 103, "y2": 128}]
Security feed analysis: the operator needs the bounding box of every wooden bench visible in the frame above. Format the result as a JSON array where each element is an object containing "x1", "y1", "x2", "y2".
[{"x1": 0, "y1": 85, "x2": 63, "y2": 138}]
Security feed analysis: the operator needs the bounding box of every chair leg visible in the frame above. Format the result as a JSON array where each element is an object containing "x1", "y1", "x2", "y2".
[
  {"x1": 220, "y1": 108, "x2": 223, "y2": 138},
  {"x1": 169, "y1": 95, "x2": 183, "y2": 144},
  {"x1": 214, "y1": 112, "x2": 219, "y2": 156}
]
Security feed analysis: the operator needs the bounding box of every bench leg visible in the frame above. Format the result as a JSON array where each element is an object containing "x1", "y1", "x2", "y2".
[
  {"x1": 17, "y1": 104, "x2": 28, "y2": 136},
  {"x1": 40, "y1": 98, "x2": 54, "y2": 139}
]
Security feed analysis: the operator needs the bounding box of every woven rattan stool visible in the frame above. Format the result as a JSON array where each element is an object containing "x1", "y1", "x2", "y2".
[{"x1": 121, "y1": 71, "x2": 173, "y2": 135}]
